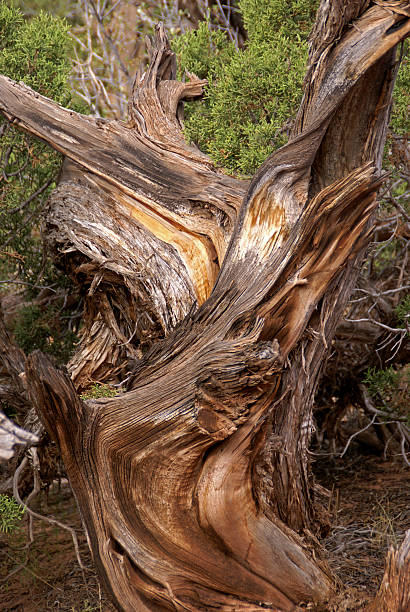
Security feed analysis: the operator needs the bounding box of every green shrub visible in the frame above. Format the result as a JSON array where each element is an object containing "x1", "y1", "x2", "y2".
[
  {"x1": 390, "y1": 39, "x2": 409, "y2": 136},
  {"x1": 174, "y1": 1, "x2": 408, "y2": 178},
  {"x1": 0, "y1": 494, "x2": 25, "y2": 534},
  {"x1": 395, "y1": 295, "x2": 410, "y2": 328},
  {"x1": 173, "y1": 0, "x2": 318, "y2": 176},
  {"x1": 0, "y1": 3, "x2": 86, "y2": 286},
  {"x1": 11, "y1": 303, "x2": 78, "y2": 363},
  {"x1": 80, "y1": 383, "x2": 119, "y2": 400},
  {"x1": 364, "y1": 366, "x2": 410, "y2": 424},
  {"x1": 174, "y1": 20, "x2": 234, "y2": 80}
]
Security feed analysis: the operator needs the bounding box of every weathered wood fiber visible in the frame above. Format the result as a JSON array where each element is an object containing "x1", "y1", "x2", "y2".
[{"x1": 1, "y1": 1, "x2": 409, "y2": 610}]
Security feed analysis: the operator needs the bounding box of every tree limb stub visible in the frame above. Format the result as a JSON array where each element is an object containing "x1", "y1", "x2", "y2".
[
  {"x1": 0, "y1": 34, "x2": 246, "y2": 359},
  {"x1": 366, "y1": 530, "x2": 410, "y2": 612},
  {"x1": 0, "y1": 29, "x2": 245, "y2": 274},
  {"x1": 0, "y1": 25, "x2": 248, "y2": 387},
  {"x1": 3, "y1": 1, "x2": 410, "y2": 610}
]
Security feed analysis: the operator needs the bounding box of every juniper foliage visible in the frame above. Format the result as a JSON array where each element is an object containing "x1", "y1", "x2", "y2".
[
  {"x1": 0, "y1": 493, "x2": 25, "y2": 534},
  {"x1": 174, "y1": 1, "x2": 408, "y2": 177},
  {"x1": 0, "y1": 3, "x2": 83, "y2": 285},
  {"x1": 173, "y1": 0, "x2": 318, "y2": 176}
]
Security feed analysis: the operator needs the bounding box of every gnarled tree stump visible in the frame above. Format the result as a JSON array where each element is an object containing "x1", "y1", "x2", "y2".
[{"x1": 1, "y1": 1, "x2": 409, "y2": 610}]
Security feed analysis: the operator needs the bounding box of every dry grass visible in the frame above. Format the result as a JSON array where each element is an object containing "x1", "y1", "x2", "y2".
[{"x1": 313, "y1": 452, "x2": 410, "y2": 610}]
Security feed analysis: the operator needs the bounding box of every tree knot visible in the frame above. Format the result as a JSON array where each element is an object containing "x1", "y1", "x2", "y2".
[{"x1": 195, "y1": 339, "x2": 282, "y2": 440}]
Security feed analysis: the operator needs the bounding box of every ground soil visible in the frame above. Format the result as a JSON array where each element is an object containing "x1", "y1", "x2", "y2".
[
  {"x1": 310, "y1": 451, "x2": 409, "y2": 611},
  {"x1": 0, "y1": 452, "x2": 409, "y2": 611}
]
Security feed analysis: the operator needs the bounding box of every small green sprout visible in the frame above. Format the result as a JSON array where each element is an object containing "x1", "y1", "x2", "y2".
[
  {"x1": 364, "y1": 366, "x2": 410, "y2": 425},
  {"x1": 80, "y1": 383, "x2": 119, "y2": 400},
  {"x1": 0, "y1": 494, "x2": 25, "y2": 534}
]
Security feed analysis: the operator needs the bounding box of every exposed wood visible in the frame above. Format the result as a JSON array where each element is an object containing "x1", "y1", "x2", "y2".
[
  {"x1": 366, "y1": 530, "x2": 410, "y2": 612},
  {"x1": 26, "y1": 339, "x2": 331, "y2": 611},
  {"x1": 1, "y1": 1, "x2": 409, "y2": 610},
  {"x1": 0, "y1": 29, "x2": 247, "y2": 388}
]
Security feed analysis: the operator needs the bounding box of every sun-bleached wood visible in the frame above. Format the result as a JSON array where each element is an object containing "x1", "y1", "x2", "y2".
[{"x1": 0, "y1": 411, "x2": 38, "y2": 461}]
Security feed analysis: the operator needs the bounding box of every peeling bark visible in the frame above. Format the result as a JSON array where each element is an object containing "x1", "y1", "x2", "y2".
[{"x1": 1, "y1": 1, "x2": 409, "y2": 610}]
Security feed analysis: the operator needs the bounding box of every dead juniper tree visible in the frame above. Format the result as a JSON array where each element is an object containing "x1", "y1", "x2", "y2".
[{"x1": 0, "y1": 1, "x2": 409, "y2": 610}]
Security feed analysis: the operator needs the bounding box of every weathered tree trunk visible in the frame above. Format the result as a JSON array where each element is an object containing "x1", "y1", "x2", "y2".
[{"x1": 1, "y1": 1, "x2": 409, "y2": 610}]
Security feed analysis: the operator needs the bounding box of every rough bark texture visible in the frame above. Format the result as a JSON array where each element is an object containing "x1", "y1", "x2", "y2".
[{"x1": 0, "y1": 1, "x2": 409, "y2": 610}]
